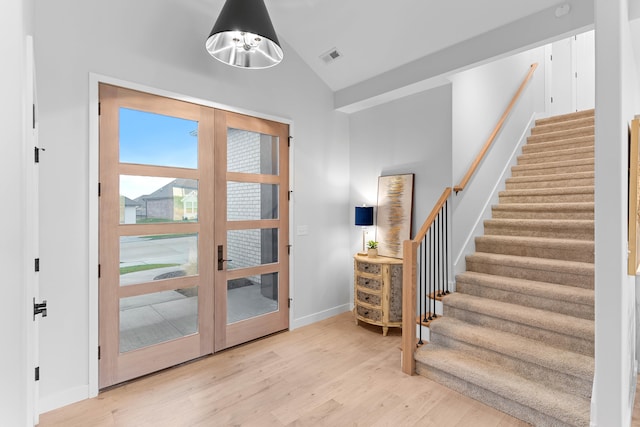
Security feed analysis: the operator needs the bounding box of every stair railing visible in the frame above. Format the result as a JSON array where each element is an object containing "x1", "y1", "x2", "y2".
[{"x1": 401, "y1": 63, "x2": 539, "y2": 375}]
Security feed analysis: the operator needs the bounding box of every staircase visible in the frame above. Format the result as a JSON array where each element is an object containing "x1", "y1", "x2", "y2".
[{"x1": 415, "y1": 109, "x2": 595, "y2": 426}]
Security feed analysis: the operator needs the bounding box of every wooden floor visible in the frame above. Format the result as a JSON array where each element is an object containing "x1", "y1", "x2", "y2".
[{"x1": 40, "y1": 312, "x2": 542, "y2": 426}]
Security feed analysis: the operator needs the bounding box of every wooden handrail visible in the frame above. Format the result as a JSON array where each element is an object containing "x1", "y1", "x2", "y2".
[
  {"x1": 453, "y1": 63, "x2": 538, "y2": 193},
  {"x1": 414, "y1": 187, "x2": 452, "y2": 242}
]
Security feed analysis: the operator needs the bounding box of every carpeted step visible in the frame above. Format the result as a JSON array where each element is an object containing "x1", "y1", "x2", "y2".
[
  {"x1": 517, "y1": 145, "x2": 593, "y2": 165},
  {"x1": 521, "y1": 135, "x2": 593, "y2": 155},
  {"x1": 441, "y1": 293, "x2": 594, "y2": 355},
  {"x1": 415, "y1": 345, "x2": 591, "y2": 426},
  {"x1": 465, "y1": 252, "x2": 594, "y2": 289},
  {"x1": 531, "y1": 116, "x2": 594, "y2": 136},
  {"x1": 474, "y1": 234, "x2": 594, "y2": 262},
  {"x1": 505, "y1": 172, "x2": 594, "y2": 190},
  {"x1": 456, "y1": 271, "x2": 594, "y2": 319},
  {"x1": 491, "y1": 202, "x2": 594, "y2": 220},
  {"x1": 483, "y1": 218, "x2": 593, "y2": 241},
  {"x1": 527, "y1": 126, "x2": 594, "y2": 144},
  {"x1": 427, "y1": 317, "x2": 594, "y2": 397},
  {"x1": 498, "y1": 186, "x2": 593, "y2": 204},
  {"x1": 535, "y1": 109, "x2": 594, "y2": 127},
  {"x1": 511, "y1": 158, "x2": 594, "y2": 177}
]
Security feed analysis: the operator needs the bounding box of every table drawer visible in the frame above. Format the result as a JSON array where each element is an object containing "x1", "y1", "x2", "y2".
[
  {"x1": 356, "y1": 289, "x2": 381, "y2": 306},
  {"x1": 356, "y1": 305, "x2": 382, "y2": 322},
  {"x1": 356, "y1": 275, "x2": 382, "y2": 291},
  {"x1": 355, "y1": 261, "x2": 381, "y2": 275}
]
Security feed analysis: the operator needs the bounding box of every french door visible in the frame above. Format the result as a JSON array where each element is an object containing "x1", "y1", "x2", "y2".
[{"x1": 98, "y1": 84, "x2": 289, "y2": 388}]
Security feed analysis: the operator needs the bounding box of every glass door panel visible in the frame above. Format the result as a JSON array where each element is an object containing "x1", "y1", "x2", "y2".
[
  {"x1": 215, "y1": 112, "x2": 289, "y2": 351},
  {"x1": 99, "y1": 84, "x2": 214, "y2": 388}
]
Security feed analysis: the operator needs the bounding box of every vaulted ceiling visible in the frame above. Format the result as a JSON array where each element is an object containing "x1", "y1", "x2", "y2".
[{"x1": 199, "y1": 1, "x2": 640, "y2": 112}]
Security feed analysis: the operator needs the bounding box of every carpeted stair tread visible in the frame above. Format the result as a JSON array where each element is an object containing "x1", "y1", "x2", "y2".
[
  {"x1": 517, "y1": 146, "x2": 593, "y2": 165},
  {"x1": 531, "y1": 116, "x2": 594, "y2": 135},
  {"x1": 491, "y1": 202, "x2": 594, "y2": 220},
  {"x1": 527, "y1": 125, "x2": 594, "y2": 144},
  {"x1": 456, "y1": 271, "x2": 593, "y2": 319},
  {"x1": 498, "y1": 186, "x2": 593, "y2": 203},
  {"x1": 427, "y1": 317, "x2": 594, "y2": 380},
  {"x1": 442, "y1": 293, "x2": 594, "y2": 343},
  {"x1": 521, "y1": 135, "x2": 593, "y2": 154},
  {"x1": 474, "y1": 234, "x2": 594, "y2": 262},
  {"x1": 483, "y1": 218, "x2": 593, "y2": 241},
  {"x1": 535, "y1": 109, "x2": 594, "y2": 126},
  {"x1": 414, "y1": 345, "x2": 591, "y2": 426},
  {"x1": 456, "y1": 271, "x2": 594, "y2": 307},
  {"x1": 466, "y1": 252, "x2": 594, "y2": 288},
  {"x1": 511, "y1": 158, "x2": 594, "y2": 177},
  {"x1": 505, "y1": 172, "x2": 594, "y2": 190}
]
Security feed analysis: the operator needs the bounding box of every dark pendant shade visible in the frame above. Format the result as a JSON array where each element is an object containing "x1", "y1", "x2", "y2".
[{"x1": 206, "y1": 0, "x2": 283, "y2": 69}]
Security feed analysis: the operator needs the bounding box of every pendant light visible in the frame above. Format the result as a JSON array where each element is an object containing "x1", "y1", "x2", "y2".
[{"x1": 206, "y1": 0, "x2": 283, "y2": 69}]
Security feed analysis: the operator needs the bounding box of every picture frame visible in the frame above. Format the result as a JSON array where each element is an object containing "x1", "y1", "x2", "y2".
[{"x1": 376, "y1": 173, "x2": 414, "y2": 258}]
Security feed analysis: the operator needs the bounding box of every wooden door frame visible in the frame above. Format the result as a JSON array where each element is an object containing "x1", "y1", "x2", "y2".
[{"x1": 88, "y1": 73, "x2": 294, "y2": 397}]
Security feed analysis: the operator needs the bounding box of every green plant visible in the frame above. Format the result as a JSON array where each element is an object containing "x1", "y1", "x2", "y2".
[{"x1": 367, "y1": 240, "x2": 378, "y2": 249}]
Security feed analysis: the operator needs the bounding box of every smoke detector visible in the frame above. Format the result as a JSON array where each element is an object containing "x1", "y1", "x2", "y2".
[{"x1": 320, "y1": 48, "x2": 343, "y2": 64}]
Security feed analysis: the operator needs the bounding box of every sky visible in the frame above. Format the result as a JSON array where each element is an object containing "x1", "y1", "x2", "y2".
[{"x1": 119, "y1": 107, "x2": 198, "y2": 199}]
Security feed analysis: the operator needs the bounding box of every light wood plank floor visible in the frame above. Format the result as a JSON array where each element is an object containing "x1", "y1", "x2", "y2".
[{"x1": 41, "y1": 312, "x2": 551, "y2": 426}]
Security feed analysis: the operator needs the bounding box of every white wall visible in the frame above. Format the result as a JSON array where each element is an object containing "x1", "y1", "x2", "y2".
[
  {"x1": 449, "y1": 48, "x2": 546, "y2": 276},
  {"x1": 593, "y1": 0, "x2": 640, "y2": 424},
  {"x1": 0, "y1": 0, "x2": 33, "y2": 425},
  {"x1": 34, "y1": 0, "x2": 350, "y2": 410},
  {"x1": 348, "y1": 84, "x2": 453, "y2": 254}
]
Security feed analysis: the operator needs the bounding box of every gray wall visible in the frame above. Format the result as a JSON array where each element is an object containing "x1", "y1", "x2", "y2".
[
  {"x1": 450, "y1": 48, "x2": 546, "y2": 276},
  {"x1": 34, "y1": 0, "x2": 350, "y2": 410},
  {"x1": 348, "y1": 84, "x2": 453, "y2": 261}
]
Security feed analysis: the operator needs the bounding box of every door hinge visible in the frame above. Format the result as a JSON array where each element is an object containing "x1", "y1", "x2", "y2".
[
  {"x1": 35, "y1": 258, "x2": 40, "y2": 272},
  {"x1": 32, "y1": 104, "x2": 36, "y2": 129},
  {"x1": 550, "y1": 54, "x2": 553, "y2": 61},
  {"x1": 98, "y1": 346, "x2": 101, "y2": 360},
  {"x1": 35, "y1": 367, "x2": 40, "y2": 381},
  {"x1": 34, "y1": 146, "x2": 44, "y2": 163},
  {"x1": 98, "y1": 182, "x2": 101, "y2": 197},
  {"x1": 98, "y1": 264, "x2": 101, "y2": 278},
  {"x1": 288, "y1": 190, "x2": 292, "y2": 201},
  {"x1": 551, "y1": 97, "x2": 554, "y2": 103},
  {"x1": 287, "y1": 244, "x2": 292, "y2": 255},
  {"x1": 33, "y1": 298, "x2": 48, "y2": 320},
  {"x1": 288, "y1": 298, "x2": 292, "y2": 308},
  {"x1": 288, "y1": 136, "x2": 293, "y2": 147},
  {"x1": 98, "y1": 102, "x2": 101, "y2": 116}
]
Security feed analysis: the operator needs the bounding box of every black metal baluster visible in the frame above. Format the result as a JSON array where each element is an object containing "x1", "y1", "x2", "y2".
[{"x1": 444, "y1": 200, "x2": 450, "y2": 294}]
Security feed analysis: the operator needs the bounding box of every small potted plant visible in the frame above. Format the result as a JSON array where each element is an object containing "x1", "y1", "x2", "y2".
[{"x1": 367, "y1": 240, "x2": 378, "y2": 258}]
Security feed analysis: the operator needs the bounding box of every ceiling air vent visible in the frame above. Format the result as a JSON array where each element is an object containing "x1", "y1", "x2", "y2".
[{"x1": 320, "y1": 48, "x2": 343, "y2": 65}]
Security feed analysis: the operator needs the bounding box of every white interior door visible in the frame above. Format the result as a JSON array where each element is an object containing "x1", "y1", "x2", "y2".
[
  {"x1": 25, "y1": 34, "x2": 41, "y2": 425},
  {"x1": 550, "y1": 37, "x2": 574, "y2": 115},
  {"x1": 575, "y1": 30, "x2": 595, "y2": 111}
]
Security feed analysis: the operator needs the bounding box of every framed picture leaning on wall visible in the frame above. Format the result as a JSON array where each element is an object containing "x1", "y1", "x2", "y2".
[{"x1": 376, "y1": 173, "x2": 414, "y2": 258}]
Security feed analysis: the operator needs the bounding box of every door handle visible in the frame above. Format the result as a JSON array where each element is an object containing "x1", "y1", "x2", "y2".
[{"x1": 217, "y1": 245, "x2": 232, "y2": 271}]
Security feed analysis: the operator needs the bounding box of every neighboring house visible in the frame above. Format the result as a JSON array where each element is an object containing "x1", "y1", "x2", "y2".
[
  {"x1": 121, "y1": 196, "x2": 142, "y2": 224},
  {"x1": 135, "y1": 178, "x2": 198, "y2": 222}
]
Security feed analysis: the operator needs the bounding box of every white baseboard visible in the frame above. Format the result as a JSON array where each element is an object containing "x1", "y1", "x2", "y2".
[
  {"x1": 39, "y1": 385, "x2": 89, "y2": 414},
  {"x1": 291, "y1": 304, "x2": 352, "y2": 330}
]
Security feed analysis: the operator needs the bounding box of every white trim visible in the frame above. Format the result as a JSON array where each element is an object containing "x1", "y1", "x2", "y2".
[
  {"x1": 291, "y1": 304, "x2": 352, "y2": 330},
  {"x1": 88, "y1": 73, "x2": 295, "y2": 397},
  {"x1": 452, "y1": 112, "x2": 537, "y2": 276},
  {"x1": 39, "y1": 385, "x2": 89, "y2": 414}
]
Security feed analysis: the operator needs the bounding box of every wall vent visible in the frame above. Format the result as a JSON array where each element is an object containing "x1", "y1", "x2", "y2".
[{"x1": 320, "y1": 48, "x2": 343, "y2": 64}]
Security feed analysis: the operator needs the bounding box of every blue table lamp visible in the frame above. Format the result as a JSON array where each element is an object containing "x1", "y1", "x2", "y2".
[{"x1": 355, "y1": 206, "x2": 374, "y2": 253}]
